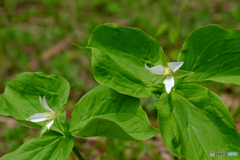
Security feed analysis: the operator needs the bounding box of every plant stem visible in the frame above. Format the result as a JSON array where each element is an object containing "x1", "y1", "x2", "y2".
[
  {"x1": 175, "y1": 0, "x2": 189, "y2": 49},
  {"x1": 173, "y1": 155, "x2": 178, "y2": 160},
  {"x1": 73, "y1": 146, "x2": 84, "y2": 160}
]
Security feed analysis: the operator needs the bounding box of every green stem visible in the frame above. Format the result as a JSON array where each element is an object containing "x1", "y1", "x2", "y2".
[
  {"x1": 173, "y1": 155, "x2": 178, "y2": 160},
  {"x1": 176, "y1": 0, "x2": 188, "y2": 32},
  {"x1": 73, "y1": 146, "x2": 84, "y2": 160},
  {"x1": 175, "y1": 0, "x2": 189, "y2": 48}
]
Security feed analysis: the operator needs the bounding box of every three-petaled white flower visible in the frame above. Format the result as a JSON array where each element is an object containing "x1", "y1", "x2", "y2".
[
  {"x1": 26, "y1": 96, "x2": 56, "y2": 130},
  {"x1": 145, "y1": 62, "x2": 184, "y2": 94}
]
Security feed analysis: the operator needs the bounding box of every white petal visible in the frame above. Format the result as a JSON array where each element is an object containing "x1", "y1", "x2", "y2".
[
  {"x1": 163, "y1": 75, "x2": 174, "y2": 94},
  {"x1": 26, "y1": 113, "x2": 49, "y2": 122},
  {"x1": 145, "y1": 62, "x2": 165, "y2": 75},
  {"x1": 167, "y1": 62, "x2": 184, "y2": 72},
  {"x1": 43, "y1": 96, "x2": 54, "y2": 113},
  {"x1": 46, "y1": 119, "x2": 54, "y2": 130}
]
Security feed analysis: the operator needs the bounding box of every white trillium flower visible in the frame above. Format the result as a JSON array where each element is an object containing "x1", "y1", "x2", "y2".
[
  {"x1": 145, "y1": 62, "x2": 184, "y2": 94},
  {"x1": 26, "y1": 96, "x2": 56, "y2": 130}
]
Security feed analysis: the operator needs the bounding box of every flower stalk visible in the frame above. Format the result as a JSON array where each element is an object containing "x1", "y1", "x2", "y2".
[{"x1": 73, "y1": 146, "x2": 85, "y2": 160}]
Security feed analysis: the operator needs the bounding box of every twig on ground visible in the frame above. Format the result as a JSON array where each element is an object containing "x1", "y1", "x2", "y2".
[{"x1": 40, "y1": 36, "x2": 74, "y2": 62}]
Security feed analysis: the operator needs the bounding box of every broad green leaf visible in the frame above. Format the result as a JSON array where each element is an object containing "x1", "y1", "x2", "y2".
[
  {"x1": 0, "y1": 72, "x2": 70, "y2": 135},
  {"x1": 155, "y1": 83, "x2": 240, "y2": 160},
  {"x1": 69, "y1": 85, "x2": 159, "y2": 141},
  {"x1": 179, "y1": 25, "x2": 240, "y2": 85},
  {"x1": 0, "y1": 132, "x2": 74, "y2": 160},
  {"x1": 91, "y1": 48, "x2": 164, "y2": 98},
  {"x1": 83, "y1": 23, "x2": 166, "y2": 98}
]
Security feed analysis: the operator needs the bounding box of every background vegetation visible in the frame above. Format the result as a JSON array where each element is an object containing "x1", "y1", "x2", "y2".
[{"x1": 0, "y1": 0, "x2": 240, "y2": 159}]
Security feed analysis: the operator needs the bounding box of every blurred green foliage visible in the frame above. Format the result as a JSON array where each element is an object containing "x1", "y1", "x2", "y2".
[
  {"x1": 0, "y1": 123, "x2": 37, "y2": 156},
  {"x1": 0, "y1": 0, "x2": 240, "y2": 159}
]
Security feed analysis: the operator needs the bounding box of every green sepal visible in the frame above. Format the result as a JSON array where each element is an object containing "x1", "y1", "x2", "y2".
[
  {"x1": 55, "y1": 107, "x2": 65, "y2": 116},
  {"x1": 174, "y1": 69, "x2": 193, "y2": 78},
  {"x1": 40, "y1": 120, "x2": 50, "y2": 137},
  {"x1": 159, "y1": 47, "x2": 170, "y2": 67},
  {"x1": 38, "y1": 95, "x2": 48, "y2": 112}
]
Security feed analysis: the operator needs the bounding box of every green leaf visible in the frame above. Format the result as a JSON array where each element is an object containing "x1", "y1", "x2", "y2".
[
  {"x1": 179, "y1": 25, "x2": 240, "y2": 85},
  {"x1": 84, "y1": 23, "x2": 165, "y2": 98},
  {"x1": 0, "y1": 132, "x2": 74, "y2": 160},
  {"x1": 155, "y1": 83, "x2": 240, "y2": 159},
  {"x1": 69, "y1": 85, "x2": 159, "y2": 141},
  {"x1": 0, "y1": 72, "x2": 70, "y2": 135}
]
